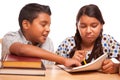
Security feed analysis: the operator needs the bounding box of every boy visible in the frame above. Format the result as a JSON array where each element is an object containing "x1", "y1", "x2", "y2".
[{"x1": 2, "y1": 3, "x2": 80, "y2": 67}]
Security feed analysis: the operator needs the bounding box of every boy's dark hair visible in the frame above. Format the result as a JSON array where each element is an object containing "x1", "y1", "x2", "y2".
[{"x1": 18, "y1": 3, "x2": 51, "y2": 30}]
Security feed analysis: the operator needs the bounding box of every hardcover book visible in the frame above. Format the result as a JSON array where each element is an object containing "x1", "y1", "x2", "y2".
[
  {"x1": 0, "y1": 54, "x2": 46, "y2": 76},
  {"x1": 2, "y1": 54, "x2": 42, "y2": 69}
]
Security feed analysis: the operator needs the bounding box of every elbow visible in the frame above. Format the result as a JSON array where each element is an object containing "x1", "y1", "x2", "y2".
[{"x1": 9, "y1": 42, "x2": 25, "y2": 56}]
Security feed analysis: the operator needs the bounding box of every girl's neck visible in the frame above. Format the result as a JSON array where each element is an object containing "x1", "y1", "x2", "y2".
[{"x1": 81, "y1": 42, "x2": 94, "y2": 51}]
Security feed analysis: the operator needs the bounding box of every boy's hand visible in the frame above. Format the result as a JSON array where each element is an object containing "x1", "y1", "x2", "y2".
[{"x1": 63, "y1": 58, "x2": 81, "y2": 67}]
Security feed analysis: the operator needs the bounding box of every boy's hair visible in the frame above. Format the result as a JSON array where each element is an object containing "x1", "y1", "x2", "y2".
[{"x1": 18, "y1": 3, "x2": 51, "y2": 30}]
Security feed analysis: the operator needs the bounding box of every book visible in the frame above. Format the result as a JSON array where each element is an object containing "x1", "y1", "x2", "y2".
[
  {"x1": 0, "y1": 67, "x2": 45, "y2": 76},
  {"x1": 2, "y1": 54, "x2": 42, "y2": 69},
  {"x1": 0, "y1": 54, "x2": 46, "y2": 76},
  {"x1": 57, "y1": 53, "x2": 107, "y2": 72}
]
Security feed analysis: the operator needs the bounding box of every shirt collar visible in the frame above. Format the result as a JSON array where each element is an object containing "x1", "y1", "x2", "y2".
[{"x1": 18, "y1": 29, "x2": 42, "y2": 47}]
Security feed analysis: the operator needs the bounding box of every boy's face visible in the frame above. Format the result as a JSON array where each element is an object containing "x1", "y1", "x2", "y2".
[{"x1": 23, "y1": 13, "x2": 51, "y2": 45}]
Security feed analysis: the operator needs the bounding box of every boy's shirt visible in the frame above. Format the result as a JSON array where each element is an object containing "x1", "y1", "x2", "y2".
[{"x1": 2, "y1": 29, "x2": 54, "y2": 65}]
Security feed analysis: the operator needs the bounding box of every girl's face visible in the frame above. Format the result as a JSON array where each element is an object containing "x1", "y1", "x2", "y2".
[
  {"x1": 77, "y1": 15, "x2": 103, "y2": 44},
  {"x1": 23, "y1": 13, "x2": 51, "y2": 45}
]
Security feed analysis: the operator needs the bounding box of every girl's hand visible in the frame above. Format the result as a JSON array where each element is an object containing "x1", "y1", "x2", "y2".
[
  {"x1": 72, "y1": 50, "x2": 86, "y2": 62},
  {"x1": 102, "y1": 59, "x2": 119, "y2": 74}
]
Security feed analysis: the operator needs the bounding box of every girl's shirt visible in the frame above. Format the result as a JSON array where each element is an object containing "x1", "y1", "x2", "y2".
[{"x1": 56, "y1": 34, "x2": 120, "y2": 61}]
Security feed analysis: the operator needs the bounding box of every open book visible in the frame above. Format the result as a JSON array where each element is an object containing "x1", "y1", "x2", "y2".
[{"x1": 57, "y1": 53, "x2": 107, "y2": 72}]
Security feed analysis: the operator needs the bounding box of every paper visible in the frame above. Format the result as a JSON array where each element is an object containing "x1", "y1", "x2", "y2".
[
  {"x1": 0, "y1": 44, "x2": 1, "y2": 60},
  {"x1": 57, "y1": 53, "x2": 107, "y2": 72},
  {"x1": 111, "y1": 58, "x2": 120, "y2": 64}
]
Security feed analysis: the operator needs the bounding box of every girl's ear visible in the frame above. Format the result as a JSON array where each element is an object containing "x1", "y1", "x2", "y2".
[{"x1": 22, "y1": 20, "x2": 31, "y2": 30}]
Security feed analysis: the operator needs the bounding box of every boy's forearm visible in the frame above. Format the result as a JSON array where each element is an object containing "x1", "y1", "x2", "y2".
[{"x1": 10, "y1": 42, "x2": 66, "y2": 65}]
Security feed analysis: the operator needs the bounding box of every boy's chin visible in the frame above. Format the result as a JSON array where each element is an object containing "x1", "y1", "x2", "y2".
[{"x1": 40, "y1": 40, "x2": 46, "y2": 44}]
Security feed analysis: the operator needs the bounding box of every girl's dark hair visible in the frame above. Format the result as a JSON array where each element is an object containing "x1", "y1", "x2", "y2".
[
  {"x1": 70, "y1": 4, "x2": 105, "y2": 63},
  {"x1": 18, "y1": 3, "x2": 51, "y2": 30}
]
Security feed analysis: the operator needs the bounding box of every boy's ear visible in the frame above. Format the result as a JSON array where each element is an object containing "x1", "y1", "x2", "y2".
[{"x1": 22, "y1": 20, "x2": 30, "y2": 29}]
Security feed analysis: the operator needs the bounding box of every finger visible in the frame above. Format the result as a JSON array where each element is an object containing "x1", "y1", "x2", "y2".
[
  {"x1": 77, "y1": 50, "x2": 86, "y2": 57},
  {"x1": 102, "y1": 60, "x2": 113, "y2": 70},
  {"x1": 102, "y1": 62, "x2": 113, "y2": 70},
  {"x1": 102, "y1": 59, "x2": 110, "y2": 65},
  {"x1": 70, "y1": 59, "x2": 81, "y2": 67},
  {"x1": 73, "y1": 55, "x2": 81, "y2": 62},
  {"x1": 102, "y1": 66, "x2": 113, "y2": 73}
]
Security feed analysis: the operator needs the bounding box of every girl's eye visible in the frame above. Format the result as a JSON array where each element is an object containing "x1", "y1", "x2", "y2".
[
  {"x1": 79, "y1": 25, "x2": 86, "y2": 28},
  {"x1": 91, "y1": 23, "x2": 98, "y2": 28}
]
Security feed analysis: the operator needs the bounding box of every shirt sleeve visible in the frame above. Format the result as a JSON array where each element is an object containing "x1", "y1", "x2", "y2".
[
  {"x1": 41, "y1": 37, "x2": 54, "y2": 53},
  {"x1": 56, "y1": 37, "x2": 75, "y2": 58},
  {"x1": 102, "y1": 34, "x2": 120, "y2": 59},
  {"x1": 2, "y1": 31, "x2": 24, "y2": 55}
]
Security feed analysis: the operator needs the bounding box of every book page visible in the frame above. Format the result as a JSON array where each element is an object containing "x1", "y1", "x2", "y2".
[
  {"x1": 57, "y1": 53, "x2": 107, "y2": 72},
  {"x1": 0, "y1": 44, "x2": 1, "y2": 60},
  {"x1": 0, "y1": 68, "x2": 45, "y2": 76}
]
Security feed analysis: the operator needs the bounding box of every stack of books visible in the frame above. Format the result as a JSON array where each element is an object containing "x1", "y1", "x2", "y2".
[{"x1": 0, "y1": 54, "x2": 45, "y2": 76}]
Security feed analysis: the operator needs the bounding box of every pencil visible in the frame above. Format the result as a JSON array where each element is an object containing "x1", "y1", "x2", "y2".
[
  {"x1": 83, "y1": 50, "x2": 87, "y2": 65},
  {"x1": 83, "y1": 59, "x2": 87, "y2": 65}
]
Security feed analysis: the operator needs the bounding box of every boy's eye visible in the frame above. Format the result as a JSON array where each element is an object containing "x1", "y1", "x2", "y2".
[
  {"x1": 41, "y1": 24, "x2": 46, "y2": 27},
  {"x1": 40, "y1": 22, "x2": 47, "y2": 27}
]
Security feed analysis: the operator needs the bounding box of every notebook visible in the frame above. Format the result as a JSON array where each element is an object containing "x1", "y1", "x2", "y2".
[{"x1": 57, "y1": 53, "x2": 107, "y2": 72}]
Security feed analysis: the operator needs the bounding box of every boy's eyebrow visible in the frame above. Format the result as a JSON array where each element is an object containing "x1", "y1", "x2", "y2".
[{"x1": 40, "y1": 21, "x2": 51, "y2": 24}]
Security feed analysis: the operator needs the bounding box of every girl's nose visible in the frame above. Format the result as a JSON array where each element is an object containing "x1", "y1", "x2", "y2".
[{"x1": 86, "y1": 27, "x2": 92, "y2": 33}]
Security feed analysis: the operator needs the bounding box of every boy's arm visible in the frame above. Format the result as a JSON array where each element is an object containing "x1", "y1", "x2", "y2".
[{"x1": 10, "y1": 42, "x2": 80, "y2": 67}]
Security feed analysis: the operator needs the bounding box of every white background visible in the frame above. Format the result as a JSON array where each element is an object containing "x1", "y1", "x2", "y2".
[{"x1": 0, "y1": 0, "x2": 120, "y2": 51}]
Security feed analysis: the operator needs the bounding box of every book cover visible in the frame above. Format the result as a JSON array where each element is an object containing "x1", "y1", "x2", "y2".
[
  {"x1": 57, "y1": 53, "x2": 107, "y2": 72},
  {"x1": 2, "y1": 54, "x2": 42, "y2": 69}
]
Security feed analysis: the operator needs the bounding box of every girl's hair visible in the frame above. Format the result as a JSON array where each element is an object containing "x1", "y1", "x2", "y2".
[{"x1": 70, "y1": 4, "x2": 105, "y2": 63}]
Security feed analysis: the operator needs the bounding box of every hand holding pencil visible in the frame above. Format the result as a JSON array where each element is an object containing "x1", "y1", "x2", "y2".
[{"x1": 72, "y1": 50, "x2": 87, "y2": 64}]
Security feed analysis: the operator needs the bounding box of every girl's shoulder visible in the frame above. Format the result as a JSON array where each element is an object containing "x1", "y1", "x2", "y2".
[
  {"x1": 102, "y1": 34, "x2": 114, "y2": 39},
  {"x1": 64, "y1": 36, "x2": 74, "y2": 41},
  {"x1": 62, "y1": 36, "x2": 75, "y2": 44}
]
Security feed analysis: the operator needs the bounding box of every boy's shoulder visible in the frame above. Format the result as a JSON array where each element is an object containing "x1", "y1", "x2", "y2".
[{"x1": 3, "y1": 31, "x2": 19, "y2": 41}]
